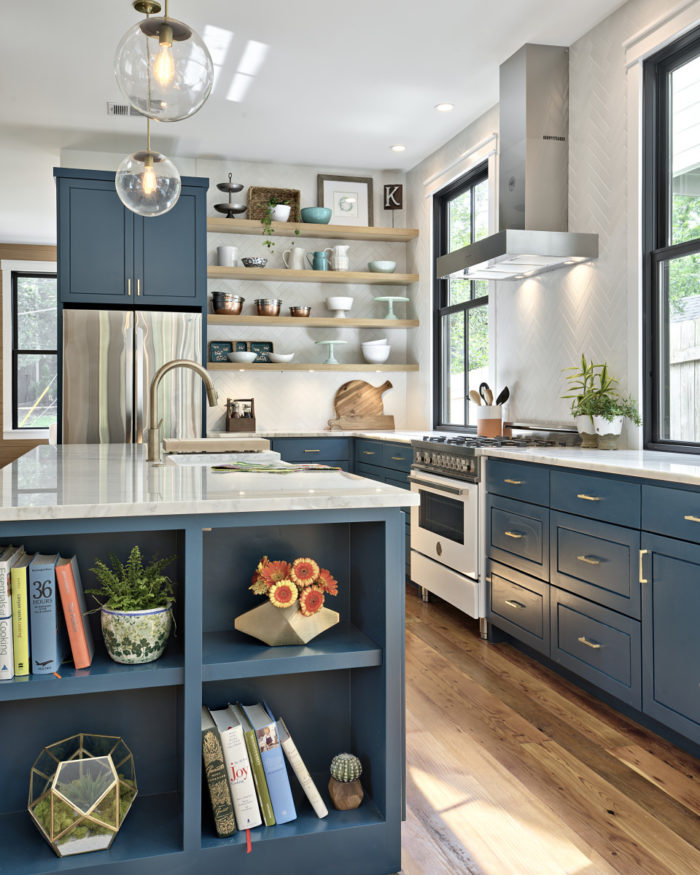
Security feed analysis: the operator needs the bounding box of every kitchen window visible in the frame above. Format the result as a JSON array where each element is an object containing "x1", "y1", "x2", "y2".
[
  {"x1": 643, "y1": 25, "x2": 700, "y2": 451},
  {"x1": 2, "y1": 265, "x2": 58, "y2": 433},
  {"x1": 433, "y1": 164, "x2": 489, "y2": 429}
]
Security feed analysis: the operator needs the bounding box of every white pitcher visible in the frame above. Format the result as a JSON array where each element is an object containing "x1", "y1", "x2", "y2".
[
  {"x1": 324, "y1": 245, "x2": 350, "y2": 271},
  {"x1": 282, "y1": 246, "x2": 306, "y2": 270}
]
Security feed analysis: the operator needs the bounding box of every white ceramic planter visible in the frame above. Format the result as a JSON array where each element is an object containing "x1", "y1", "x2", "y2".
[
  {"x1": 101, "y1": 604, "x2": 173, "y2": 664},
  {"x1": 593, "y1": 414, "x2": 623, "y2": 450},
  {"x1": 270, "y1": 204, "x2": 291, "y2": 221},
  {"x1": 573, "y1": 414, "x2": 597, "y2": 448}
]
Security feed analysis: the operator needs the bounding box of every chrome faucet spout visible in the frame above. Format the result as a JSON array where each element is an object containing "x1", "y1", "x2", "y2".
[{"x1": 147, "y1": 359, "x2": 218, "y2": 463}]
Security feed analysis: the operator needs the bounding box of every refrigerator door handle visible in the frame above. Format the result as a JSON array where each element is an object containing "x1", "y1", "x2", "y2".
[
  {"x1": 134, "y1": 324, "x2": 144, "y2": 443},
  {"x1": 124, "y1": 314, "x2": 134, "y2": 443}
]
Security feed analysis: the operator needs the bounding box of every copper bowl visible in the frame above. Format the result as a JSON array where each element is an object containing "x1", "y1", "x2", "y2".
[
  {"x1": 255, "y1": 298, "x2": 282, "y2": 316},
  {"x1": 212, "y1": 293, "x2": 244, "y2": 315},
  {"x1": 289, "y1": 306, "x2": 311, "y2": 317}
]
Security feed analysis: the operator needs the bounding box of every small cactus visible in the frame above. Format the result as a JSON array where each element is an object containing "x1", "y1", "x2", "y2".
[{"x1": 330, "y1": 753, "x2": 362, "y2": 783}]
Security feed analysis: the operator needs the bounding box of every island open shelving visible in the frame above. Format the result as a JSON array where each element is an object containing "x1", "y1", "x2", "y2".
[
  {"x1": 208, "y1": 266, "x2": 417, "y2": 285},
  {"x1": 207, "y1": 217, "x2": 418, "y2": 243}
]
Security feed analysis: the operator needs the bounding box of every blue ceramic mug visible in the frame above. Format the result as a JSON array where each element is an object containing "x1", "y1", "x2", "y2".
[{"x1": 306, "y1": 250, "x2": 329, "y2": 271}]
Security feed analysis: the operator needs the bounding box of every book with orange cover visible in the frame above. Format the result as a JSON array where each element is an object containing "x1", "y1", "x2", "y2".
[{"x1": 55, "y1": 556, "x2": 94, "y2": 669}]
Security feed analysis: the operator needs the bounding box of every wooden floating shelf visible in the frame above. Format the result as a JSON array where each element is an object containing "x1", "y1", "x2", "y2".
[
  {"x1": 207, "y1": 217, "x2": 418, "y2": 242},
  {"x1": 208, "y1": 362, "x2": 419, "y2": 372},
  {"x1": 208, "y1": 315, "x2": 419, "y2": 328},
  {"x1": 208, "y1": 266, "x2": 417, "y2": 285}
]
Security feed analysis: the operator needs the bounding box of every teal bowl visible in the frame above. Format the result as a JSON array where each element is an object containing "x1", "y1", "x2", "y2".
[{"x1": 301, "y1": 207, "x2": 332, "y2": 224}]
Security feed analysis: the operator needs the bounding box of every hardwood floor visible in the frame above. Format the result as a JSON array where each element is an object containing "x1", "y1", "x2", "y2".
[{"x1": 401, "y1": 586, "x2": 700, "y2": 875}]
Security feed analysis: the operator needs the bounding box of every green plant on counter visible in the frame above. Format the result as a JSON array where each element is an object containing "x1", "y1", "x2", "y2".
[
  {"x1": 587, "y1": 393, "x2": 642, "y2": 425},
  {"x1": 261, "y1": 197, "x2": 300, "y2": 251},
  {"x1": 86, "y1": 546, "x2": 175, "y2": 612},
  {"x1": 561, "y1": 354, "x2": 616, "y2": 417}
]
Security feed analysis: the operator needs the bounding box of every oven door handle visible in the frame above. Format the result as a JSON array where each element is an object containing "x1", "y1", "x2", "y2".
[{"x1": 408, "y1": 475, "x2": 469, "y2": 496}]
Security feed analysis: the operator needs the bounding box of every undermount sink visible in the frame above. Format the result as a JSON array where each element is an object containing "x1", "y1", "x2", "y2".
[{"x1": 168, "y1": 450, "x2": 282, "y2": 466}]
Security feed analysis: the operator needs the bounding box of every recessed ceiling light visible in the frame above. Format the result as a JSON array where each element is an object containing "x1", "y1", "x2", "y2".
[
  {"x1": 391, "y1": 144, "x2": 406, "y2": 152},
  {"x1": 435, "y1": 103, "x2": 454, "y2": 112}
]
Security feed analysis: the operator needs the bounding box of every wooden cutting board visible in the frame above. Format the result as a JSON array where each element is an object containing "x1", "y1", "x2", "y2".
[{"x1": 328, "y1": 380, "x2": 395, "y2": 430}]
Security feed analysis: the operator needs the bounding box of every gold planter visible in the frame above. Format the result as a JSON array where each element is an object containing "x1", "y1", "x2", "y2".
[
  {"x1": 234, "y1": 601, "x2": 339, "y2": 646},
  {"x1": 28, "y1": 733, "x2": 137, "y2": 857}
]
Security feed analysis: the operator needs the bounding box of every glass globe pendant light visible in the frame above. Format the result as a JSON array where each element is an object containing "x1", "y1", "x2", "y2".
[
  {"x1": 115, "y1": 118, "x2": 181, "y2": 217},
  {"x1": 114, "y1": 0, "x2": 213, "y2": 122}
]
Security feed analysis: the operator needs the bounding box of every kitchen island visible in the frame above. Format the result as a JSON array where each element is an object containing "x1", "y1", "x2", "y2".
[{"x1": 0, "y1": 444, "x2": 417, "y2": 875}]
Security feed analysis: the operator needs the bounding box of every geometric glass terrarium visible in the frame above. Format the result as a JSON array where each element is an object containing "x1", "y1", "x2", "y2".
[{"x1": 28, "y1": 733, "x2": 137, "y2": 857}]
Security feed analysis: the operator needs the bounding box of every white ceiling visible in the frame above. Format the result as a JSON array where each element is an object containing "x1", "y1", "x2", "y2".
[{"x1": 2, "y1": 0, "x2": 627, "y2": 172}]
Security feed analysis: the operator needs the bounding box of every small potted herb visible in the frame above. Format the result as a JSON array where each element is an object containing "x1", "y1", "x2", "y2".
[
  {"x1": 589, "y1": 393, "x2": 642, "y2": 449},
  {"x1": 261, "y1": 197, "x2": 300, "y2": 252},
  {"x1": 86, "y1": 546, "x2": 175, "y2": 664}
]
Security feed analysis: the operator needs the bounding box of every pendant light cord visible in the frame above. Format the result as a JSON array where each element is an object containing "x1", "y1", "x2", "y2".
[{"x1": 147, "y1": 118, "x2": 151, "y2": 153}]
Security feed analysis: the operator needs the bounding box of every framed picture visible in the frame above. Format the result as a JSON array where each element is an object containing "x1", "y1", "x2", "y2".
[
  {"x1": 317, "y1": 174, "x2": 373, "y2": 227},
  {"x1": 209, "y1": 341, "x2": 233, "y2": 362},
  {"x1": 249, "y1": 341, "x2": 274, "y2": 363}
]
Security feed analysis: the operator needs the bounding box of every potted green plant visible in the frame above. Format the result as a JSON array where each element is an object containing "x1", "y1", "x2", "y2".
[
  {"x1": 86, "y1": 546, "x2": 175, "y2": 665},
  {"x1": 589, "y1": 393, "x2": 642, "y2": 450},
  {"x1": 561, "y1": 355, "x2": 613, "y2": 448},
  {"x1": 261, "y1": 197, "x2": 296, "y2": 252}
]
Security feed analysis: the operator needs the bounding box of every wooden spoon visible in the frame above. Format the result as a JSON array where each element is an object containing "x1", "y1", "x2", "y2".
[
  {"x1": 483, "y1": 386, "x2": 494, "y2": 405},
  {"x1": 469, "y1": 390, "x2": 482, "y2": 406}
]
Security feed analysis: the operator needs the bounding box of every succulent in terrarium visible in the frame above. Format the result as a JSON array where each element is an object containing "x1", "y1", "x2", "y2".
[{"x1": 330, "y1": 753, "x2": 362, "y2": 783}]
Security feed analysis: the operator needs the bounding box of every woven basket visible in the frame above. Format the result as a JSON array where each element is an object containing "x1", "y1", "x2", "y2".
[{"x1": 247, "y1": 186, "x2": 301, "y2": 222}]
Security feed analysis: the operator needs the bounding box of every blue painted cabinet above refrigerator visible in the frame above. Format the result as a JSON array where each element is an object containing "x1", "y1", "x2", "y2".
[{"x1": 54, "y1": 168, "x2": 208, "y2": 308}]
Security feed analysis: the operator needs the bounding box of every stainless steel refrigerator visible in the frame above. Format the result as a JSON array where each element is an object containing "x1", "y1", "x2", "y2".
[{"x1": 62, "y1": 309, "x2": 203, "y2": 444}]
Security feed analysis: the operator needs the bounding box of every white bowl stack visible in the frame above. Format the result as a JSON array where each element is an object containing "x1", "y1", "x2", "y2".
[{"x1": 361, "y1": 338, "x2": 390, "y2": 363}]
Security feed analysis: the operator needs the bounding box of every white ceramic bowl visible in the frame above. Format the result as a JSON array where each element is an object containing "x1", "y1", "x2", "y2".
[
  {"x1": 227, "y1": 351, "x2": 257, "y2": 363},
  {"x1": 268, "y1": 352, "x2": 295, "y2": 363},
  {"x1": 368, "y1": 260, "x2": 396, "y2": 273},
  {"x1": 361, "y1": 338, "x2": 388, "y2": 346},
  {"x1": 362, "y1": 345, "x2": 390, "y2": 364},
  {"x1": 326, "y1": 296, "x2": 354, "y2": 312}
]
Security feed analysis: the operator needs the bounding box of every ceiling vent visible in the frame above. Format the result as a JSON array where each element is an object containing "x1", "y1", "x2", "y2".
[{"x1": 106, "y1": 102, "x2": 143, "y2": 117}]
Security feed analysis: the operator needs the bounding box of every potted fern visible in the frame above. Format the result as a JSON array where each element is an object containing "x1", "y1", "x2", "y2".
[{"x1": 86, "y1": 546, "x2": 175, "y2": 665}]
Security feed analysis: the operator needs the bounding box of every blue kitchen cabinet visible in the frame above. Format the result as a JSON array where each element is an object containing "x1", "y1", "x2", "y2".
[
  {"x1": 271, "y1": 437, "x2": 352, "y2": 471},
  {"x1": 54, "y1": 168, "x2": 208, "y2": 308}
]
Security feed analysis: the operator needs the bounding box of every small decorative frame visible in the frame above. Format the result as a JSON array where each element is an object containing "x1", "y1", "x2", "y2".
[
  {"x1": 249, "y1": 341, "x2": 274, "y2": 363},
  {"x1": 317, "y1": 174, "x2": 373, "y2": 227}
]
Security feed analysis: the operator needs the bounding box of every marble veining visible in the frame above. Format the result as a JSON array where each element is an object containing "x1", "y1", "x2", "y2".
[{"x1": 0, "y1": 445, "x2": 418, "y2": 522}]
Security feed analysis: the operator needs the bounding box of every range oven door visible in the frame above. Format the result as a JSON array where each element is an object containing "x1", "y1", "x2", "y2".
[{"x1": 409, "y1": 469, "x2": 479, "y2": 579}]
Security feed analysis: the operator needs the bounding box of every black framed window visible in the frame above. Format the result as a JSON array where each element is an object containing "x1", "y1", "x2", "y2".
[
  {"x1": 433, "y1": 164, "x2": 489, "y2": 429},
  {"x1": 11, "y1": 271, "x2": 58, "y2": 430},
  {"x1": 643, "y1": 26, "x2": 700, "y2": 450}
]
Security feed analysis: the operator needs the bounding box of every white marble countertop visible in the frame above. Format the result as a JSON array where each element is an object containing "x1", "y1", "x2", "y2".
[
  {"x1": 208, "y1": 430, "x2": 432, "y2": 444},
  {"x1": 0, "y1": 444, "x2": 419, "y2": 522},
  {"x1": 483, "y1": 446, "x2": 700, "y2": 486}
]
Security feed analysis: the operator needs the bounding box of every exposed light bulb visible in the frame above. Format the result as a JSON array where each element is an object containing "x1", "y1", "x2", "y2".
[
  {"x1": 153, "y1": 43, "x2": 175, "y2": 86},
  {"x1": 142, "y1": 160, "x2": 157, "y2": 195}
]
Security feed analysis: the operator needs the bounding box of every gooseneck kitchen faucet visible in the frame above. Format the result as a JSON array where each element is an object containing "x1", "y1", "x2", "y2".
[{"x1": 147, "y1": 360, "x2": 218, "y2": 462}]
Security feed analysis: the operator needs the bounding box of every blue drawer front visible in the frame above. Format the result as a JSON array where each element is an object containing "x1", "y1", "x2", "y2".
[
  {"x1": 488, "y1": 561, "x2": 550, "y2": 656},
  {"x1": 488, "y1": 494, "x2": 549, "y2": 579},
  {"x1": 272, "y1": 437, "x2": 351, "y2": 462},
  {"x1": 382, "y1": 442, "x2": 412, "y2": 473},
  {"x1": 551, "y1": 511, "x2": 640, "y2": 619},
  {"x1": 551, "y1": 587, "x2": 641, "y2": 708},
  {"x1": 642, "y1": 483, "x2": 700, "y2": 543},
  {"x1": 355, "y1": 461, "x2": 385, "y2": 482},
  {"x1": 486, "y1": 459, "x2": 549, "y2": 506},
  {"x1": 385, "y1": 472, "x2": 409, "y2": 490},
  {"x1": 551, "y1": 470, "x2": 640, "y2": 528}
]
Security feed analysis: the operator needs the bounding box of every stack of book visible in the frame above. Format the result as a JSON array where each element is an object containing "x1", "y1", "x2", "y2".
[
  {"x1": 0, "y1": 546, "x2": 94, "y2": 680},
  {"x1": 201, "y1": 701, "x2": 328, "y2": 839}
]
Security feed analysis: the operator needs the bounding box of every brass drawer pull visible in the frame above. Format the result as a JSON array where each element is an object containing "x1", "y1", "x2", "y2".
[
  {"x1": 684, "y1": 514, "x2": 700, "y2": 523},
  {"x1": 577, "y1": 554, "x2": 601, "y2": 566},
  {"x1": 137, "y1": 278, "x2": 141, "y2": 296},
  {"x1": 639, "y1": 548, "x2": 648, "y2": 584},
  {"x1": 127, "y1": 278, "x2": 132, "y2": 296},
  {"x1": 304, "y1": 449, "x2": 320, "y2": 453},
  {"x1": 363, "y1": 450, "x2": 376, "y2": 455},
  {"x1": 504, "y1": 478, "x2": 523, "y2": 485},
  {"x1": 391, "y1": 456, "x2": 405, "y2": 461},
  {"x1": 504, "y1": 530, "x2": 524, "y2": 539},
  {"x1": 578, "y1": 635, "x2": 602, "y2": 649},
  {"x1": 577, "y1": 493, "x2": 602, "y2": 501},
  {"x1": 504, "y1": 599, "x2": 525, "y2": 609}
]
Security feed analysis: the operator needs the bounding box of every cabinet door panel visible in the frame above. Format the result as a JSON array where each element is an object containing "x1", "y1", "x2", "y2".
[
  {"x1": 58, "y1": 178, "x2": 132, "y2": 302},
  {"x1": 642, "y1": 533, "x2": 700, "y2": 741},
  {"x1": 273, "y1": 437, "x2": 352, "y2": 462},
  {"x1": 487, "y1": 494, "x2": 549, "y2": 579},
  {"x1": 642, "y1": 483, "x2": 700, "y2": 543},
  {"x1": 486, "y1": 459, "x2": 549, "y2": 505},
  {"x1": 488, "y1": 560, "x2": 549, "y2": 656},
  {"x1": 382, "y1": 442, "x2": 412, "y2": 473},
  {"x1": 551, "y1": 469, "x2": 640, "y2": 528}
]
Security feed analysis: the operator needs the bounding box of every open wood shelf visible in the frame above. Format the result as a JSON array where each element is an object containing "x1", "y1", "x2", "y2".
[
  {"x1": 207, "y1": 217, "x2": 418, "y2": 242},
  {"x1": 208, "y1": 314, "x2": 418, "y2": 328},
  {"x1": 208, "y1": 266, "x2": 417, "y2": 284},
  {"x1": 207, "y1": 362, "x2": 419, "y2": 372}
]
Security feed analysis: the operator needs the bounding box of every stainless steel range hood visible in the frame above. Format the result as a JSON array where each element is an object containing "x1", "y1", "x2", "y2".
[{"x1": 437, "y1": 44, "x2": 598, "y2": 281}]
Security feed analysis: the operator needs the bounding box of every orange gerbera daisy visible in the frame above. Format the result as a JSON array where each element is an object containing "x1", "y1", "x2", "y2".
[
  {"x1": 259, "y1": 560, "x2": 291, "y2": 585},
  {"x1": 269, "y1": 579, "x2": 298, "y2": 608},
  {"x1": 317, "y1": 568, "x2": 338, "y2": 596},
  {"x1": 290, "y1": 557, "x2": 320, "y2": 587},
  {"x1": 299, "y1": 586, "x2": 324, "y2": 616},
  {"x1": 250, "y1": 555, "x2": 272, "y2": 594}
]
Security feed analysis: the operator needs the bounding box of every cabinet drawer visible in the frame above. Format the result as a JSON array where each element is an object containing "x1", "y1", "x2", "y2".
[
  {"x1": 487, "y1": 494, "x2": 549, "y2": 580},
  {"x1": 272, "y1": 437, "x2": 351, "y2": 462},
  {"x1": 551, "y1": 587, "x2": 641, "y2": 708},
  {"x1": 551, "y1": 511, "x2": 641, "y2": 618},
  {"x1": 385, "y1": 472, "x2": 410, "y2": 490},
  {"x1": 642, "y1": 483, "x2": 700, "y2": 542},
  {"x1": 355, "y1": 461, "x2": 385, "y2": 482},
  {"x1": 382, "y1": 442, "x2": 412, "y2": 473},
  {"x1": 488, "y1": 561, "x2": 550, "y2": 656},
  {"x1": 551, "y1": 470, "x2": 640, "y2": 528},
  {"x1": 486, "y1": 459, "x2": 549, "y2": 505},
  {"x1": 355, "y1": 438, "x2": 384, "y2": 464}
]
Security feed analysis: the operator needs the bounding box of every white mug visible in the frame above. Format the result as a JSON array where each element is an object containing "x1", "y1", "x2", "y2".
[{"x1": 217, "y1": 245, "x2": 238, "y2": 266}]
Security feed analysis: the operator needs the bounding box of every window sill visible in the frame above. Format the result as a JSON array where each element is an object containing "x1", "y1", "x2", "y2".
[{"x1": 2, "y1": 430, "x2": 50, "y2": 441}]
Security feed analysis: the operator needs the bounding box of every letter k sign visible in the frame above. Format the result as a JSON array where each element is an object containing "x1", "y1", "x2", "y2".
[{"x1": 383, "y1": 184, "x2": 403, "y2": 210}]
